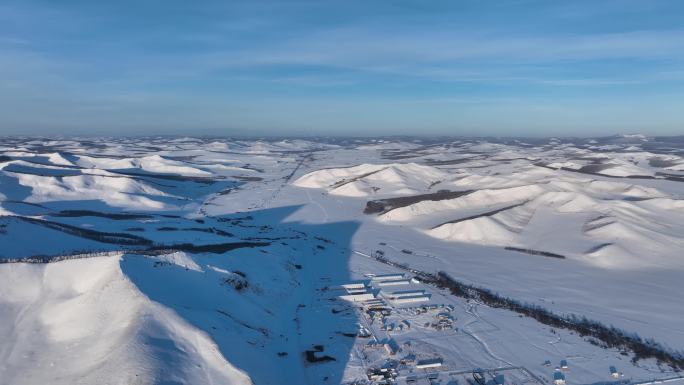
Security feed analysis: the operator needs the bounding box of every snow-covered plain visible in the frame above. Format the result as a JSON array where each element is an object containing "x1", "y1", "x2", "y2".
[{"x1": 1, "y1": 135, "x2": 683, "y2": 385}]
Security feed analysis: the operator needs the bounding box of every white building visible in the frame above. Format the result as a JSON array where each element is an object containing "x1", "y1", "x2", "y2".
[
  {"x1": 416, "y1": 358, "x2": 442, "y2": 369},
  {"x1": 610, "y1": 366, "x2": 619, "y2": 379},
  {"x1": 384, "y1": 342, "x2": 398, "y2": 355},
  {"x1": 370, "y1": 273, "x2": 405, "y2": 282},
  {"x1": 329, "y1": 282, "x2": 366, "y2": 291},
  {"x1": 553, "y1": 371, "x2": 566, "y2": 385},
  {"x1": 381, "y1": 289, "x2": 426, "y2": 299},
  {"x1": 334, "y1": 281, "x2": 376, "y2": 302},
  {"x1": 377, "y1": 279, "x2": 411, "y2": 287},
  {"x1": 339, "y1": 293, "x2": 375, "y2": 302},
  {"x1": 390, "y1": 295, "x2": 431, "y2": 304}
]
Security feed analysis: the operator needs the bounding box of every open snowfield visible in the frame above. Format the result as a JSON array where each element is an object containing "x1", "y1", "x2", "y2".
[{"x1": 1, "y1": 135, "x2": 683, "y2": 385}]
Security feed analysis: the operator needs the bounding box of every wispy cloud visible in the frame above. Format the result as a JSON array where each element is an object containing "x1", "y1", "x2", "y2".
[{"x1": 199, "y1": 27, "x2": 684, "y2": 74}]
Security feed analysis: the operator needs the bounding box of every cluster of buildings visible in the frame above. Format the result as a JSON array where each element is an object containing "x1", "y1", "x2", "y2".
[
  {"x1": 365, "y1": 356, "x2": 444, "y2": 384},
  {"x1": 550, "y1": 360, "x2": 570, "y2": 385},
  {"x1": 332, "y1": 273, "x2": 432, "y2": 307},
  {"x1": 366, "y1": 366, "x2": 397, "y2": 384},
  {"x1": 334, "y1": 271, "x2": 629, "y2": 385},
  {"x1": 472, "y1": 368, "x2": 505, "y2": 385},
  {"x1": 379, "y1": 319, "x2": 411, "y2": 333},
  {"x1": 421, "y1": 310, "x2": 455, "y2": 331},
  {"x1": 364, "y1": 339, "x2": 400, "y2": 356},
  {"x1": 331, "y1": 272, "x2": 453, "y2": 384}
]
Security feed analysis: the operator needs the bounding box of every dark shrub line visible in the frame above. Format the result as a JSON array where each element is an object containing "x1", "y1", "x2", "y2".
[
  {"x1": 430, "y1": 201, "x2": 528, "y2": 229},
  {"x1": 1, "y1": 250, "x2": 117, "y2": 263},
  {"x1": 0, "y1": 242, "x2": 270, "y2": 264},
  {"x1": 107, "y1": 170, "x2": 218, "y2": 184},
  {"x1": 146, "y1": 241, "x2": 269, "y2": 254},
  {"x1": 50, "y1": 210, "x2": 153, "y2": 220},
  {"x1": 10, "y1": 216, "x2": 152, "y2": 245},
  {"x1": 364, "y1": 190, "x2": 473, "y2": 215},
  {"x1": 504, "y1": 247, "x2": 565, "y2": 259}
]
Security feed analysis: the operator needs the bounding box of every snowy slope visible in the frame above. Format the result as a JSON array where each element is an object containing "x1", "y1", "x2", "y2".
[
  {"x1": 10, "y1": 172, "x2": 171, "y2": 210},
  {"x1": 73, "y1": 154, "x2": 212, "y2": 177},
  {"x1": 0, "y1": 256, "x2": 252, "y2": 385},
  {"x1": 293, "y1": 162, "x2": 449, "y2": 197}
]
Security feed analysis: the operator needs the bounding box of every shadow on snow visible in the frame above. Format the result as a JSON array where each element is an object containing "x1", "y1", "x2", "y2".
[{"x1": 121, "y1": 205, "x2": 362, "y2": 385}]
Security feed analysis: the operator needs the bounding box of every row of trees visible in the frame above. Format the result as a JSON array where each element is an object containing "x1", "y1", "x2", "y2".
[
  {"x1": 0, "y1": 248, "x2": 183, "y2": 264},
  {"x1": 12, "y1": 215, "x2": 152, "y2": 245}
]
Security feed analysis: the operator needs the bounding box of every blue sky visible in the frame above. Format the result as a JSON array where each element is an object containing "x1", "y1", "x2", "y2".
[{"x1": 1, "y1": 0, "x2": 683, "y2": 136}]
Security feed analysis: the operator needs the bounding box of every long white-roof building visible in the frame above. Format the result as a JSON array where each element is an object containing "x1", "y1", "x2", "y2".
[
  {"x1": 339, "y1": 293, "x2": 376, "y2": 302},
  {"x1": 376, "y1": 279, "x2": 411, "y2": 287},
  {"x1": 390, "y1": 294, "x2": 431, "y2": 304},
  {"x1": 381, "y1": 289, "x2": 426, "y2": 299},
  {"x1": 369, "y1": 273, "x2": 405, "y2": 282}
]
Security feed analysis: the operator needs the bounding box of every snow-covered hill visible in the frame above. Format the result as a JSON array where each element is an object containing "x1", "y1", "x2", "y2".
[
  {"x1": 293, "y1": 162, "x2": 449, "y2": 197},
  {"x1": 0, "y1": 256, "x2": 251, "y2": 385}
]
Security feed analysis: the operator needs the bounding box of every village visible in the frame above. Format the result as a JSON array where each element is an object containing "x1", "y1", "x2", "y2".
[{"x1": 317, "y1": 271, "x2": 630, "y2": 385}]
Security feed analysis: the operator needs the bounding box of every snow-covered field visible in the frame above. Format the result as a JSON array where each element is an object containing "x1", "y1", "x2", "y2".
[{"x1": 1, "y1": 135, "x2": 683, "y2": 385}]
